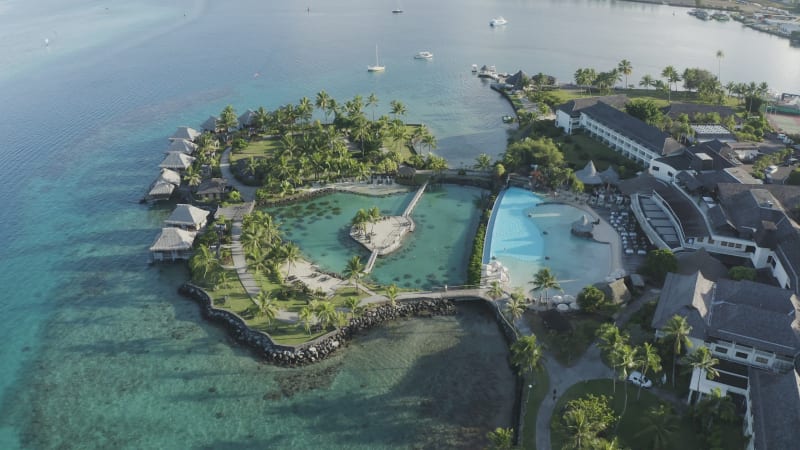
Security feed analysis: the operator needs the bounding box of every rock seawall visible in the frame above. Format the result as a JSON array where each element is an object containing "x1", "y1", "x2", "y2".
[{"x1": 179, "y1": 283, "x2": 456, "y2": 367}]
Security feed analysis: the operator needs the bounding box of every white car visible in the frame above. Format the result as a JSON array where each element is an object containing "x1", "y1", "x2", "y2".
[
  {"x1": 627, "y1": 371, "x2": 653, "y2": 388},
  {"x1": 765, "y1": 165, "x2": 778, "y2": 175}
]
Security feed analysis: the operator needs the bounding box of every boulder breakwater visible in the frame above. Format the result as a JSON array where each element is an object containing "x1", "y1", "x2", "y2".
[{"x1": 179, "y1": 283, "x2": 456, "y2": 367}]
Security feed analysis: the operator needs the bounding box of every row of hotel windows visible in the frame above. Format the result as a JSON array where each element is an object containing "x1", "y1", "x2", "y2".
[{"x1": 694, "y1": 236, "x2": 744, "y2": 249}]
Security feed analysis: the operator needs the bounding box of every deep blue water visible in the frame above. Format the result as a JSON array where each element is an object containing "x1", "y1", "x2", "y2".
[{"x1": 0, "y1": 0, "x2": 797, "y2": 447}]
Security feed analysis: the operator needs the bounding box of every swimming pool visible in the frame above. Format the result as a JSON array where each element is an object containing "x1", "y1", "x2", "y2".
[{"x1": 484, "y1": 188, "x2": 612, "y2": 296}]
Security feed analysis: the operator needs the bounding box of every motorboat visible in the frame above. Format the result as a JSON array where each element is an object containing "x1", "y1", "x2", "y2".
[
  {"x1": 414, "y1": 51, "x2": 433, "y2": 60},
  {"x1": 367, "y1": 45, "x2": 385, "y2": 72},
  {"x1": 471, "y1": 64, "x2": 478, "y2": 72},
  {"x1": 490, "y1": 16, "x2": 507, "y2": 26}
]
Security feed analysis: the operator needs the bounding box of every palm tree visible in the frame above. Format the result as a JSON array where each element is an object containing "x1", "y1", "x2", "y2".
[
  {"x1": 562, "y1": 408, "x2": 599, "y2": 450},
  {"x1": 596, "y1": 323, "x2": 629, "y2": 393},
  {"x1": 299, "y1": 305, "x2": 315, "y2": 334},
  {"x1": 715, "y1": 49, "x2": 724, "y2": 82},
  {"x1": 351, "y1": 209, "x2": 369, "y2": 237},
  {"x1": 297, "y1": 96, "x2": 313, "y2": 125},
  {"x1": 343, "y1": 255, "x2": 365, "y2": 294},
  {"x1": 694, "y1": 387, "x2": 736, "y2": 431},
  {"x1": 635, "y1": 404, "x2": 678, "y2": 450},
  {"x1": 485, "y1": 427, "x2": 514, "y2": 450},
  {"x1": 487, "y1": 281, "x2": 505, "y2": 300},
  {"x1": 386, "y1": 283, "x2": 398, "y2": 308},
  {"x1": 218, "y1": 105, "x2": 238, "y2": 132},
  {"x1": 252, "y1": 291, "x2": 278, "y2": 326},
  {"x1": 682, "y1": 346, "x2": 719, "y2": 404},
  {"x1": 474, "y1": 153, "x2": 492, "y2": 171},
  {"x1": 183, "y1": 166, "x2": 202, "y2": 188},
  {"x1": 661, "y1": 66, "x2": 681, "y2": 102},
  {"x1": 315, "y1": 90, "x2": 332, "y2": 124},
  {"x1": 367, "y1": 206, "x2": 381, "y2": 234},
  {"x1": 366, "y1": 93, "x2": 379, "y2": 121},
  {"x1": 316, "y1": 301, "x2": 338, "y2": 329},
  {"x1": 510, "y1": 335, "x2": 543, "y2": 376},
  {"x1": 639, "y1": 74, "x2": 654, "y2": 90},
  {"x1": 189, "y1": 245, "x2": 219, "y2": 284},
  {"x1": 618, "y1": 60, "x2": 633, "y2": 89},
  {"x1": 344, "y1": 296, "x2": 361, "y2": 319},
  {"x1": 390, "y1": 99, "x2": 407, "y2": 119},
  {"x1": 529, "y1": 267, "x2": 561, "y2": 303},
  {"x1": 635, "y1": 342, "x2": 662, "y2": 400},
  {"x1": 615, "y1": 343, "x2": 637, "y2": 423},
  {"x1": 659, "y1": 314, "x2": 693, "y2": 387},
  {"x1": 281, "y1": 242, "x2": 301, "y2": 277},
  {"x1": 505, "y1": 294, "x2": 526, "y2": 324}
]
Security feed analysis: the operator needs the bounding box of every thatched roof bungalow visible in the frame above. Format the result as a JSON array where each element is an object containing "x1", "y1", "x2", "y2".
[{"x1": 149, "y1": 228, "x2": 196, "y2": 262}]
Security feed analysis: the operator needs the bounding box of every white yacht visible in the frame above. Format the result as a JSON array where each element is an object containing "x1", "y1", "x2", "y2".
[
  {"x1": 490, "y1": 16, "x2": 507, "y2": 27},
  {"x1": 471, "y1": 64, "x2": 478, "y2": 72},
  {"x1": 367, "y1": 45, "x2": 385, "y2": 72},
  {"x1": 414, "y1": 51, "x2": 433, "y2": 60}
]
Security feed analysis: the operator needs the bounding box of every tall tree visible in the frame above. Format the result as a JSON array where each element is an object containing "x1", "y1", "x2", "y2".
[
  {"x1": 529, "y1": 267, "x2": 561, "y2": 303},
  {"x1": 218, "y1": 105, "x2": 238, "y2": 132},
  {"x1": 682, "y1": 346, "x2": 719, "y2": 404},
  {"x1": 281, "y1": 242, "x2": 301, "y2": 277},
  {"x1": 510, "y1": 335, "x2": 543, "y2": 376},
  {"x1": 661, "y1": 66, "x2": 681, "y2": 102},
  {"x1": 389, "y1": 99, "x2": 407, "y2": 119},
  {"x1": 386, "y1": 283, "x2": 398, "y2": 308},
  {"x1": 487, "y1": 281, "x2": 505, "y2": 300},
  {"x1": 252, "y1": 290, "x2": 278, "y2": 328},
  {"x1": 315, "y1": 90, "x2": 332, "y2": 124},
  {"x1": 614, "y1": 343, "x2": 637, "y2": 423},
  {"x1": 617, "y1": 60, "x2": 633, "y2": 89},
  {"x1": 639, "y1": 74, "x2": 654, "y2": 90},
  {"x1": 474, "y1": 153, "x2": 492, "y2": 171},
  {"x1": 505, "y1": 294, "x2": 526, "y2": 324},
  {"x1": 366, "y1": 93, "x2": 379, "y2": 121},
  {"x1": 660, "y1": 314, "x2": 693, "y2": 387},
  {"x1": 345, "y1": 296, "x2": 361, "y2": 319},
  {"x1": 343, "y1": 255, "x2": 365, "y2": 294},
  {"x1": 635, "y1": 342, "x2": 662, "y2": 400},
  {"x1": 635, "y1": 404, "x2": 679, "y2": 450},
  {"x1": 299, "y1": 305, "x2": 315, "y2": 334},
  {"x1": 189, "y1": 245, "x2": 219, "y2": 284},
  {"x1": 715, "y1": 49, "x2": 724, "y2": 82},
  {"x1": 693, "y1": 387, "x2": 736, "y2": 432}
]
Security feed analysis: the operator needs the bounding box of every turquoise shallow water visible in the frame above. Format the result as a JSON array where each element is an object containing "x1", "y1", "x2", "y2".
[
  {"x1": 272, "y1": 185, "x2": 482, "y2": 290},
  {"x1": 485, "y1": 188, "x2": 611, "y2": 296},
  {"x1": 0, "y1": 0, "x2": 797, "y2": 447}
]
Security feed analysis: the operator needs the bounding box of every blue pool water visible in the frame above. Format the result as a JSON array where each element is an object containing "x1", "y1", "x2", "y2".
[{"x1": 484, "y1": 188, "x2": 612, "y2": 296}]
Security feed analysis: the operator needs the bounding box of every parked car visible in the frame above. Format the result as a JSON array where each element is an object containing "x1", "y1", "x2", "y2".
[
  {"x1": 627, "y1": 371, "x2": 653, "y2": 388},
  {"x1": 765, "y1": 165, "x2": 779, "y2": 174}
]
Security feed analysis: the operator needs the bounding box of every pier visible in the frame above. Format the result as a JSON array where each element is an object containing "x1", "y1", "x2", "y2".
[{"x1": 359, "y1": 181, "x2": 428, "y2": 273}]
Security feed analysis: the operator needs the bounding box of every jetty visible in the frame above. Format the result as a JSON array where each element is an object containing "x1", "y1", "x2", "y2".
[{"x1": 359, "y1": 180, "x2": 428, "y2": 273}]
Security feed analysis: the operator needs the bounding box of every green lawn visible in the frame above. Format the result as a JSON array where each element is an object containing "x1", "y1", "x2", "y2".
[
  {"x1": 550, "y1": 379, "x2": 702, "y2": 450},
  {"x1": 559, "y1": 133, "x2": 643, "y2": 176},
  {"x1": 523, "y1": 310, "x2": 608, "y2": 366},
  {"x1": 521, "y1": 369, "x2": 550, "y2": 449},
  {"x1": 548, "y1": 88, "x2": 740, "y2": 108},
  {"x1": 229, "y1": 138, "x2": 282, "y2": 164}
]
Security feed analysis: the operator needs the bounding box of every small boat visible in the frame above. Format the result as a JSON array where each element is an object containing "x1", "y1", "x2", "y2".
[
  {"x1": 367, "y1": 45, "x2": 385, "y2": 72},
  {"x1": 490, "y1": 16, "x2": 507, "y2": 27},
  {"x1": 414, "y1": 51, "x2": 433, "y2": 60},
  {"x1": 471, "y1": 64, "x2": 478, "y2": 72},
  {"x1": 502, "y1": 115, "x2": 514, "y2": 124},
  {"x1": 392, "y1": 0, "x2": 403, "y2": 13}
]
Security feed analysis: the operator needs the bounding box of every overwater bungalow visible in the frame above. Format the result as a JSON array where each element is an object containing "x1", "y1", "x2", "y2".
[
  {"x1": 167, "y1": 139, "x2": 199, "y2": 155},
  {"x1": 149, "y1": 227, "x2": 197, "y2": 262},
  {"x1": 194, "y1": 178, "x2": 228, "y2": 202},
  {"x1": 159, "y1": 151, "x2": 196, "y2": 172},
  {"x1": 164, "y1": 204, "x2": 210, "y2": 231},
  {"x1": 201, "y1": 116, "x2": 220, "y2": 133},
  {"x1": 145, "y1": 168, "x2": 182, "y2": 202},
  {"x1": 169, "y1": 126, "x2": 201, "y2": 142}
]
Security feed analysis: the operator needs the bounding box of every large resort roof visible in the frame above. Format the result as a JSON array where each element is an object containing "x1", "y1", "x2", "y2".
[
  {"x1": 748, "y1": 368, "x2": 800, "y2": 450},
  {"x1": 149, "y1": 227, "x2": 196, "y2": 252},
  {"x1": 555, "y1": 94, "x2": 629, "y2": 116},
  {"x1": 581, "y1": 102, "x2": 684, "y2": 157}
]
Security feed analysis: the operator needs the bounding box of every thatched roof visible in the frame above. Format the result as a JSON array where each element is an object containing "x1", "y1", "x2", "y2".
[
  {"x1": 159, "y1": 152, "x2": 195, "y2": 170},
  {"x1": 597, "y1": 278, "x2": 631, "y2": 305},
  {"x1": 238, "y1": 109, "x2": 257, "y2": 128},
  {"x1": 169, "y1": 126, "x2": 200, "y2": 141},
  {"x1": 599, "y1": 166, "x2": 619, "y2": 185},
  {"x1": 398, "y1": 165, "x2": 416, "y2": 178},
  {"x1": 201, "y1": 116, "x2": 219, "y2": 132},
  {"x1": 571, "y1": 214, "x2": 594, "y2": 234},
  {"x1": 505, "y1": 70, "x2": 529, "y2": 90},
  {"x1": 167, "y1": 139, "x2": 198, "y2": 155},
  {"x1": 165, "y1": 204, "x2": 210, "y2": 229},
  {"x1": 149, "y1": 228, "x2": 196, "y2": 252},
  {"x1": 147, "y1": 181, "x2": 176, "y2": 199},
  {"x1": 575, "y1": 161, "x2": 603, "y2": 185}
]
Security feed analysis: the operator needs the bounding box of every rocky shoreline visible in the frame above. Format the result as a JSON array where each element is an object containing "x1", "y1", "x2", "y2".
[{"x1": 179, "y1": 283, "x2": 456, "y2": 367}]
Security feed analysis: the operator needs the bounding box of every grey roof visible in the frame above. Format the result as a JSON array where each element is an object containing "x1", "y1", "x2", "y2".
[
  {"x1": 215, "y1": 201, "x2": 255, "y2": 222},
  {"x1": 599, "y1": 166, "x2": 619, "y2": 185},
  {"x1": 687, "y1": 140, "x2": 739, "y2": 170},
  {"x1": 676, "y1": 171, "x2": 702, "y2": 192},
  {"x1": 238, "y1": 109, "x2": 257, "y2": 128},
  {"x1": 201, "y1": 116, "x2": 219, "y2": 132},
  {"x1": 581, "y1": 102, "x2": 684, "y2": 156},
  {"x1": 655, "y1": 153, "x2": 693, "y2": 171},
  {"x1": 676, "y1": 248, "x2": 729, "y2": 281},
  {"x1": 555, "y1": 94, "x2": 628, "y2": 116},
  {"x1": 159, "y1": 152, "x2": 195, "y2": 170},
  {"x1": 149, "y1": 227, "x2": 196, "y2": 252},
  {"x1": 196, "y1": 178, "x2": 227, "y2": 196},
  {"x1": 165, "y1": 204, "x2": 210, "y2": 228},
  {"x1": 571, "y1": 214, "x2": 594, "y2": 233},
  {"x1": 167, "y1": 139, "x2": 198, "y2": 155},
  {"x1": 147, "y1": 181, "x2": 176, "y2": 198},
  {"x1": 653, "y1": 271, "x2": 800, "y2": 356},
  {"x1": 169, "y1": 126, "x2": 200, "y2": 141},
  {"x1": 504, "y1": 70, "x2": 530, "y2": 90},
  {"x1": 156, "y1": 168, "x2": 182, "y2": 186},
  {"x1": 575, "y1": 160, "x2": 603, "y2": 185},
  {"x1": 715, "y1": 184, "x2": 800, "y2": 247},
  {"x1": 618, "y1": 174, "x2": 709, "y2": 238},
  {"x1": 748, "y1": 368, "x2": 800, "y2": 450}
]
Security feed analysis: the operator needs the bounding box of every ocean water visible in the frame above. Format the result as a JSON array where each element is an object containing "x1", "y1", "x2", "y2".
[{"x1": 0, "y1": 0, "x2": 797, "y2": 447}]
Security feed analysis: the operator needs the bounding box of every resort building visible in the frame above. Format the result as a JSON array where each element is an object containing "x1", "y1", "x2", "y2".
[
  {"x1": 194, "y1": 178, "x2": 228, "y2": 202},
  {"x1": 167, "y1": 139, "x2": 199, "y2": 155},
  {"x1": 149, "y1": 227, "x2": 197, "y2": 262},
  {"x1": 554, "y1": 94, "x2": 628, "y2": 135},
  {"x1": 651, "y1": 271, "x2": 800, "y2": 450},
  {"x1": 238, "y1": 109, "x2": 257, "y2": 129},
  {"x1": 688, "y1": 124, "x2": 736, "y2": 144},
  {"x1": 159, "y1": 151, "x2": 196, "y2": 172},
  {"x1": 201, "y1": 116, "x2": 220, "y2": 133},
  {"x1": 169, "y1": 126, "x2": 200, "y2": 142},
  {"x1": 164, "y1": 204, "x2": 210, "y2": 231},
  {"x1": 146, "y1": 168, "x2": 182, "y2": 202},
  {"x1": 555, "y1": 98, "x2": 684, "y2": 165}
]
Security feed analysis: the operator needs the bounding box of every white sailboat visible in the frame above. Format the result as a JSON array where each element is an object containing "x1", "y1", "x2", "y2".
[
  {"x1": 367, "y1": 45, "x2": 385, "y2": 72},
  {"x1": 392, "y1": 0, "x2": 403, "y2": 13}
]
